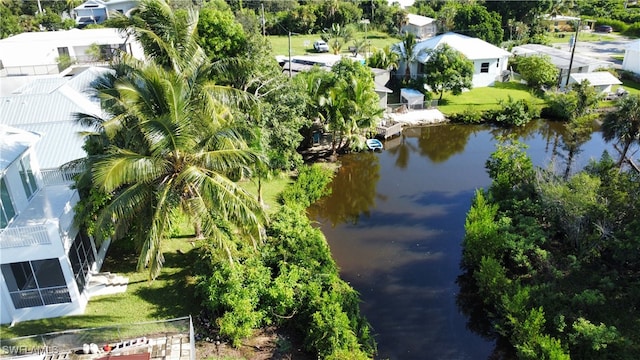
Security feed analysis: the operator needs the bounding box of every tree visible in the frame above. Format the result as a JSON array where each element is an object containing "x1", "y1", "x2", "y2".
[
  {"x1": 391, "y1": 32, "x2": 420, "y2": 81},
  {"x1": 423, "y1": 43, "x2": 474, "y2": 100},
  {"x1": 322, "y1": 23, "x2": 354, "y2": 55},
  {"x1": 85, "y1": 60, "x2": 264, "y2": 280},
  {"x1": 514, "y1": 55, "x2": 559, "y2": 89},
  {"x1": 453, "y1": 3, "x2": 504, "y2": 45},
  {"x1": 198, "y1": 5, "x2": 248, "y2": 62},
  {"x1": 77, "y1": 0, "x2": 266, "y2": 279},
  {"x1": 601, "y1": 94, "x2": 640, "y2": 169},
  {"x1": 366, "y1": 45, "x2": 399, "y2": 71}
]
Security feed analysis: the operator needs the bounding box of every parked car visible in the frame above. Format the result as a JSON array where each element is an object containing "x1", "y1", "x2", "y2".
[
  {"x1": 595, "y1": 25, "x2": 613, "y2": 33},
  {"x1": 313, "y1": 40, "x2": 329, "y2": 53}
]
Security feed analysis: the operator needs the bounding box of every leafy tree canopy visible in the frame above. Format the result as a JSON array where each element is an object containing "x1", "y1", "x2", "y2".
[{"x1": 423, "y1": 43, "x2": 474, "y2": 100}]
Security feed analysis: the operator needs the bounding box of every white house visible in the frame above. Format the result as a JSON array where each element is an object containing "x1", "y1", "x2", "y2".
[
  {"x1": 397, "y1": 32, "x2": 512, "y2": 88},
  {"x1": 622, "y1": 39, "x2": 640, "y2": 75},
  {"x1": 0, "y1": 125, "x2": 112, "y2": 325},
  {"x1": 74, "y1": 0, "x2": 139, "y2": 27},
  {"x1": 401, "y1": 14, "x2": 437, "y2": 40},
  {"x1": 0, "y1": 28, "x2": 144, "y2": 76}
]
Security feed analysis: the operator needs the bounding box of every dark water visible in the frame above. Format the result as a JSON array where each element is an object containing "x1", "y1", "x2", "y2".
[{"x1": 308, "y1": 120, "x2": 614, "y2": 360}]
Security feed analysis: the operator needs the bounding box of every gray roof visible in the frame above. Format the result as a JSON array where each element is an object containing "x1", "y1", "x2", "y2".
[
  {"x1": 511, "y1": 44, "x2": 613, "y2": 70},
  {"x1": 570, "y1": 72, "x2": 622, "y2": 86},
  {"x1": 0, "y1": 68, "x2": 106, "y2": 169}
]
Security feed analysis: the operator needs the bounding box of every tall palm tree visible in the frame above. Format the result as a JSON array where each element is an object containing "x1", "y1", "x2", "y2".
[
  {"x1": 88, "y1": 60, "x2": 265, "y2": 280},
  {"x1": 76, "y1": 0, "x2": 265, "y2": 279},
  {"x1": 602, "y1": 94, "x2": 640, "y2": 169},
  {"x1": 391, "y1": 32, "x2": 421, "y2": 81}
]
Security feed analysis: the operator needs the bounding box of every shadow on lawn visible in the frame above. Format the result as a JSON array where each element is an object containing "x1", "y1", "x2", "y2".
[{"x1": 133, "y1": 247, "x2": 201, "y2": 319}]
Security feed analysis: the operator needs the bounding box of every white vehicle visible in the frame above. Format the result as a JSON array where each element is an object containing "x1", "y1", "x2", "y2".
[{"x1": 313, "y1": 40, "x2": 329, "y2": 53}]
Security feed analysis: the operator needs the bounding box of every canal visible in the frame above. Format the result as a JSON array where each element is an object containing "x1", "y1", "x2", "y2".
[{"x1": 307, "y1": 121, "x2": 614, "y2": 359}]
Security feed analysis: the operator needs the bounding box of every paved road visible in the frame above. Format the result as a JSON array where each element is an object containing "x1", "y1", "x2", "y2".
[{"x1": 553, "y1": 33, "x2": 631, "y2": 67}]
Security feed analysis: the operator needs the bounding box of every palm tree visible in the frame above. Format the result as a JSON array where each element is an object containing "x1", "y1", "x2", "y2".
[
  {"x1": 391, "y1": 32, "x2": 420, "y2": 81},
  {"x1": 87, "y1": 60, "x2": 265, "y2": 280},
  {"x1": 601, "y1": 94, "x2": 640, "y2": 169},
  {"x1": 76, "y1": 0, "x2": 265, "y2": 279}
]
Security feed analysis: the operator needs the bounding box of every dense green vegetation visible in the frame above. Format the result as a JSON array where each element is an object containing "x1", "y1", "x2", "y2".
[
  {"x1": 459, "y1": 94, "x2": 640, "y2": 358},
  {"x1": 195, "y1": 165, "x2": 376, "y2": 358}
]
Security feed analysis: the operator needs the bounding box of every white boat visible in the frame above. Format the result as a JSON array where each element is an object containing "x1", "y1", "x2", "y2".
[{"x1": 366, "y1": 138, "x2": 383, "y2": 151}]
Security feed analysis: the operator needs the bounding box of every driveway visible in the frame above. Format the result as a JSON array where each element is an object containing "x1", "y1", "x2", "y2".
[{"x1": 554, "y1": 33, "x2": 631, "y2": 67}]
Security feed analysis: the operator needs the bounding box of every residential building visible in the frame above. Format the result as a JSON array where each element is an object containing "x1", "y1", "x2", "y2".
[
  {"x1": 568, "y1": 72, "x2": 622, "y2": 95},
  {"x1": 0, "y1": 28, "x2": 144, "y2": 76},
  {"x1": 544, "y1": 15, "x2": 581, "y2": 32},
  {"x1": 622, "y1": 39, "x2": 640, "y2": 75},
  {"x1": 73, "y1": 0, "x2": 139, "y2": 27},
  {"x1": 511, "y1": 44, "x2": 615, "y2": 87},
  {"x1": 396, "y1": 32, "x2": 512, "y2": 88},
  {"x1": 401, "y1": 14, "x2": 437, "y2": 40},
  {"x1": 0, "y1": 68, "x2": 125, "y2": 325},
  {"x1": 0, "y1": 125, "x2": 109, "y2": 325}
]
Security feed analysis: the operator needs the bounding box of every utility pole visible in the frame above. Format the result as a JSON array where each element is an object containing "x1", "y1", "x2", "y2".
[
  {"x1": 565, "y1": 19, "x2": 581, "y2": 88},
  {"x1": 261, "y1": 2, "x2": 265, "y2": 37},
  {"x1": 288, "y1": 31, "x2": 292, "y2": 78}
]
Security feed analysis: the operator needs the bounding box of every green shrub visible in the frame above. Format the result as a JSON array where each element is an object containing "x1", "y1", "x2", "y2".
[
  {"x1": 594, "y1": 18, "x2": 629, "y2": 33},
  {"x1": 487, "y1": 96, "x2": 539, "y2": 127},
  {"x1": 196, "y1": 166, "x2": 375, "y2": 358},
  {"x1": 448, "y1": 107, "x2": 485, "y2": 124},
  {"x1": 279, "y1": 164, "x2": 333, "y2": 208},
  {"x1": 623, "y1": 22, "x2": 640, "y2": 37}
]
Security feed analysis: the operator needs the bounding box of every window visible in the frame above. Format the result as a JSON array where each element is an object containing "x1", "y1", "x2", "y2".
[
  {"x1": 1, "y1": 259, "x2": 71, "y2": 309},
  {"x1": 57, "y1": 47, "x2": 70, "y2": 58},
  {"x1": 70, "y1": 231, "x2": 95, "y2": 294},
  {"x1": 0, "y1": 177, "x2": 16, "y2": 229},
  {"x1": 19, "y1": 155, "x2": 38, "y2": 199},
  {"x1": 480, "y1": 62, "x2": 490, "y2": 73}
]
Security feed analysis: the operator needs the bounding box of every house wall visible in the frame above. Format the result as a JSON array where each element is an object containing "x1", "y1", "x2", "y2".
[
  {"x1": 623, "y1": 48, "x2": 640, "y2": 75},
  {"x1": 0, "y1": 225, "x2": 87, "y2": 325},
  {"x1": 0, "y1": 29, "x2": 145, "y2": 75},
  {"x1": 401, "y1": 23, "x2": 437, "y2": 39},
  {"x1": 471, "y1": 57, "x2": 508, "y2": 87},
  {"x1": 2, "y1": 152, "x2": 42, "y2": 217},
  {"x1": 107, "y1": 1, "x2": 138, "y2": 16},
  {"x1": 75, "y1": 7, "x2": 108, "y2": 21}
]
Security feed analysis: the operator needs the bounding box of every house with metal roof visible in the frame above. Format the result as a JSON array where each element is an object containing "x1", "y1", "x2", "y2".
[
  {"x1": 0, "y1": 125, "x2": 117, "y2": 325},
  {"x1": 395, "y1": 32, "x2": 512, "y2": 88},
  {"x1": 0, "y1": 67, "x2": 111, "y2": 172},
  {"x1": 511, "y1": 43, "x2": 615, "y2": 88},
  {"x1": 0, "y1": 28, "x2": 144, "y2": 76},
  {"x1": 401, "y1": 14, "x2": 437, "y2": 40}
]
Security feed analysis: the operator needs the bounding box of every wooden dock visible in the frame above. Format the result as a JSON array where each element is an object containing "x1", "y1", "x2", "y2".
[{"x1": 376, "y1": 120, "x2": 403, "y2": 139}]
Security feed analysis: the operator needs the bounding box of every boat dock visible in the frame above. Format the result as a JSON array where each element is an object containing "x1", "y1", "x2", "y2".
[{"x1": 376, "y1": 120, "x2": 403, "y2": 139}]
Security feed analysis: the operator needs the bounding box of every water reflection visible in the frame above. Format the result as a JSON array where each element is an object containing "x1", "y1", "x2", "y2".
[
  {"x1": 309, "y1": 121, "x2": 612, "y2": 359},
  {"x1": 311, "y1": 152, "x2": 381, "y2": 226}
]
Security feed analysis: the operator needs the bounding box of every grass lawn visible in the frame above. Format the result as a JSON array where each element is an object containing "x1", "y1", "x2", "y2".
[
  {"x1": 0, "y1": 176, "x2": 292, "y2": 340},
  {"x1": 0, "y1": 237, "x2": 199, "y2": 340},
  {"x1": 547, "y1": 31, "x2": 618, "y2": 44},
  {"x1": 436, "y1": 81, "x2": 546, "y2": 115},
  {"x1": 268, "y1": 31, "x2": 399, "y2": 57}
]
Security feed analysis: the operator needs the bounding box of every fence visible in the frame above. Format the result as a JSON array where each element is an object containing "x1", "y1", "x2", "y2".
[
  {"x1": 386, "y1": 99, "x2": 439, "y2": 112},
  {"x1": 0, "y1": 316, "x2": 195, "y2": 360}
]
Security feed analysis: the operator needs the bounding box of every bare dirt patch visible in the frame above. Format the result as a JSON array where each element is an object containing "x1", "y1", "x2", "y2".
[{"x1": 196, "y1": 327, "x2": 316, "y2": 360}]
